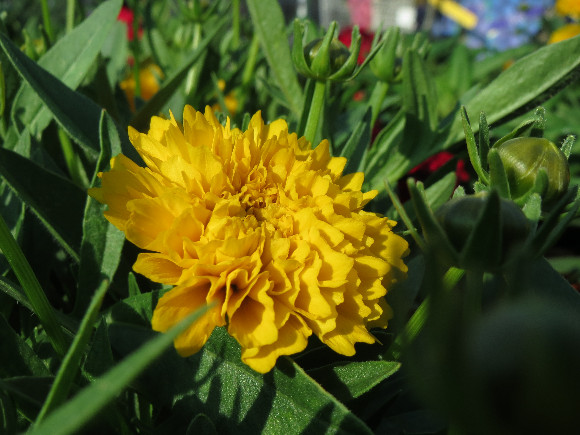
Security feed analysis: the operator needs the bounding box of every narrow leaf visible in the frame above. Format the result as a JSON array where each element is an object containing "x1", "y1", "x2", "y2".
[
  {"x1": 73, "y1": 112, "x2": 124, "y2": 315},
  {"x1": 444, "y1": 34, "x2": 580, "y2": 145},
  {"x1": 11, "y1": 0, "x2": 122, "y2": 137},
  {"x1": 0, "y1": 213, "x2": 68, "y2": 357},
  {"x1": 247, "y1": 0, "x2": 303, "y2": 117},
  {"x1": 0, "y1": 147, "x2": 84, "y2": 260},
  {"x1": 28, "y1": 305, "x2": 210, "y2": 435},
  {"x1": 36, "y1": 280, "x2": 110, "y2": 423},
  {"x1": 130, "y1": 16, "x2": 228, "y2": 131},
  {"x1": 341, "y1": 108, "x2": 371, "y2": 174}
]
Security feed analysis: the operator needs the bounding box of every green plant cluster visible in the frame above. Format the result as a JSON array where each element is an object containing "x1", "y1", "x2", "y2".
[{"x1": 1, "y1": 0, "x2": 580, "y2": 433}]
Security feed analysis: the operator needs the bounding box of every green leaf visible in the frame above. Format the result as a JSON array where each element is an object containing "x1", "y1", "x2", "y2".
[
  {"x1": 73, "y1": 112, "x2": 124, "y2": 315},
  {"x1": 130, "y1": 16, "x2": 228, "y2": 131},
  {"x1": 11, "y1": 0, "x2": 122, "y2": 138},
  {"x1": 0, "y1": 314, "x2": 51, "y2": 378},
  {"x1": 36, "y1": 280, "x2": 110, "y2": 423},
  {"x1": 0, "y1": 147, "x2": 84, "y2": 260},
  {"x1": 340, "y1": 108, "x2": 371, "y2": 174},
  {"x1": 308, "y1": 361, "x2": 400, "y2": 402},
  {"x1": 0, "y1": 33, "x2": 101, "y2": 160},
  {"x1": 106, "y1": 291, "x2": 372, "y2": 434},
  {"x1": 82, "y1": 319, "x2": 114, "y2": 380},
  {"x1": 402, "y1": 49, "x2": 438, "y2": 135},
  {"x1": 0, "y1": 211, "x2": 69, "y2": 357},
  {"x1": 444, "y1": 34, "x2": 580, "y2": 146},
  {"x1": 246, "y1": 0, "x2": 304, "y2": 117},
  {"x1": 27, "y1": 305, "x2": 210, "y2": 435}
]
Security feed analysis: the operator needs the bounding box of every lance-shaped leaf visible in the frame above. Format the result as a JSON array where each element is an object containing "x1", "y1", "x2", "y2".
[{"x1": 11, "y1": 0, "x2": 122, "y2": 138}]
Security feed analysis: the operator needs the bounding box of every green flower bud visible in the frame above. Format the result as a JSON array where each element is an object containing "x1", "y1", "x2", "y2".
[
  {"x1": 435, "y1": 193, "x2": 529, "y2": 270},
  {"x1": 369, "y1": 26, "x2": 400, "y2": 83},
  {"x1": 304, "y1": 38, "x2": 352, "y2": 76},
  {"x1": 495, "y1": 137, "x2": 570, "y2": 206},
  {"x1": 292, "y1": 20, "x2": 362, "y2": 82},
  {"x1": 458, "y1": 297, "x2": 580, "y2": 434}
]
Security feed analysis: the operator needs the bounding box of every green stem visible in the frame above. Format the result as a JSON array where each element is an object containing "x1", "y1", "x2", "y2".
[
  {"x1": 58, "y1": 128, "x2": 88, "y2": 188},
  {"x1": 0, "y1": 213, "x2": 68, "y2": 356},
  {"x1": 385, "y1": 266, "x2": 465, "y2": 360},
  {"x1": 232, "y1": 0, "x2": 240, "y2": 49},
  {"x1": 66, "y1": 0, "x2": 76, "y2": 34},
  {"x1": 368, "y1": 81, "x2": 389, "y2": 129},
  {"x1": 40, "y1": 0, "x2": 55, "y2": 42},
  {"x1": 241, "y1": 34, "x2": 260, "y2": 87},
  {"x1": 303, "y1": 80, "x2": 326, "y2": 145},
  {"x1": 185, "y1": 22, "x2": 203, "y2": 95}
]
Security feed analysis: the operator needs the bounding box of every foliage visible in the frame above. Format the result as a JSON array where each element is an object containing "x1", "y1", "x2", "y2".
[{"x1": 1, "y1": 0, "x2": 580, "y2": 433}]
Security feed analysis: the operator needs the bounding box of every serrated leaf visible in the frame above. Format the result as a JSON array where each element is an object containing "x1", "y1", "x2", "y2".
[
  {"x1": 11, "y1": 0, "x2": 122, "y2": 138},
  {"x1": 246, "y1": 0, "x2": 303, "y2": 117}
]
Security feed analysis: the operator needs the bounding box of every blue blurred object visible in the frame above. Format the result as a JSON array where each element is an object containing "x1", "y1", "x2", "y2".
[{"x1": 431, "y1": 0, "x2": 555, "y2": 51}]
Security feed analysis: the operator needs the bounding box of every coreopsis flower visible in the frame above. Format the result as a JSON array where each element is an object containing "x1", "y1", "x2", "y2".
[{"x1": 89, "y1": 106, "x2": 409, "y2": 373}]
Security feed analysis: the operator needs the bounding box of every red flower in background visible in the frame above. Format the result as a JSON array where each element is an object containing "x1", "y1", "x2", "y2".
[
  {"x1": 409, "y1": 151, "x2": 470, "y2": 184},
  {"x1": 118, "y1": 5, "x2": 143, "y2": 41},
  {"x1": 338, "y1": 26, "x2": 374, "y2": 65}
]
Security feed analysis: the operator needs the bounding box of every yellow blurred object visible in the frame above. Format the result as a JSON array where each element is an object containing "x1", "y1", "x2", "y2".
[
  {"x1": 212, "y1": 79, "x2": 239, "y2": 116},
  {"x1": 555, "y1": 0, "x2": 580, "y2": 18},
  {"x1": 428, "y1": 0, "x2": 478, "y2": 29},
  {"x1": 548, "y1": 23, "x2": 580, "y2": 44},
  {"x1": 120, "y1": 63, "x2": 163, "y2": 112}
]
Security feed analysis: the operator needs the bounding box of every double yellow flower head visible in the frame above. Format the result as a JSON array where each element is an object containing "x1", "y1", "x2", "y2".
[{"x1": 90, "y1": 106, "x2": 408, "y2": 373}]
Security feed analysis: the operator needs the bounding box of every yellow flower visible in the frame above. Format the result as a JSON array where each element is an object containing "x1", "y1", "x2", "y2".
[
  {"x1": 120, "y1": 63, "x2": 164, "y2": 112},
  {"x1": 555, "y1": 0, "x2": 580, "y2": 18},
  {"x1": 89, "y1": 106, "x2": 408, "y2": 373},
  {"x1": 548, "y1": 23, "x2": 580, "y2": 44}
]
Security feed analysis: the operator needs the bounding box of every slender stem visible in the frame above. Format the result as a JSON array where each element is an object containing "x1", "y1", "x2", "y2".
[
  {"x1": 303, "y1": 80, "x2": 326, "y2": 145},
  {"x1": 66, "y1": 0, "x2": 76, "y2": 34},
  {"x1": 241, "y1": 34, "x2": 260, "y2": 87},
  {"x1": 368, "y1": 81, "x2": 389, "y2": 129},
  {"x1": 185, "y1": 22, "x2": 202, "y2": 95},
  {"x1": 385, "y1": 266, "x2": 465, "y2": 360},
  {"x1": 232, "y1": 0, "x2": 240, "y2": 49},
  {"x1": 0, "y1": 213, "x2": 68, "y2": 356},
  {"x1": 58, "y1": 128, "x2": 88, "y2": 188},
  {"x1": 40, "y1": 0, "x2": 55, "y2": 42}
]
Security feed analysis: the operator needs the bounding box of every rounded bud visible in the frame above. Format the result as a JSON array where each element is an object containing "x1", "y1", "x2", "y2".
[
  {"x1": 435, "y1": 193, "x2": 529, "y2": 270},
  {"x1": 304, "y1": 38, "x2": 353, "y2": 78},
  {"x1": 458, "y1": 297, "x2": 580, "y2": 434},
  {"x1": 495, "y1": 137, "x2": 570, "y2": 206}
]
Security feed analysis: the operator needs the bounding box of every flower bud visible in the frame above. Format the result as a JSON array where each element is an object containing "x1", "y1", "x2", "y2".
[
  {"x1": 369, "y1": 26, "x2": 400, "y2": 83},
  {"x1": 458, "y1": 297, "x2": 580, "y2": 434},
  {"x1": 304, "y1": 38, "x2": 352, "y2": 76},
  {"x1": 292, "y1": 20, "x2": 362, "y2": 82},
  {"x1": 495, "y1": 137, "x2": 570, "y2": 206},
  {"x1": 435, "y1": 193, "x2": 529, "y2": 270}
]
